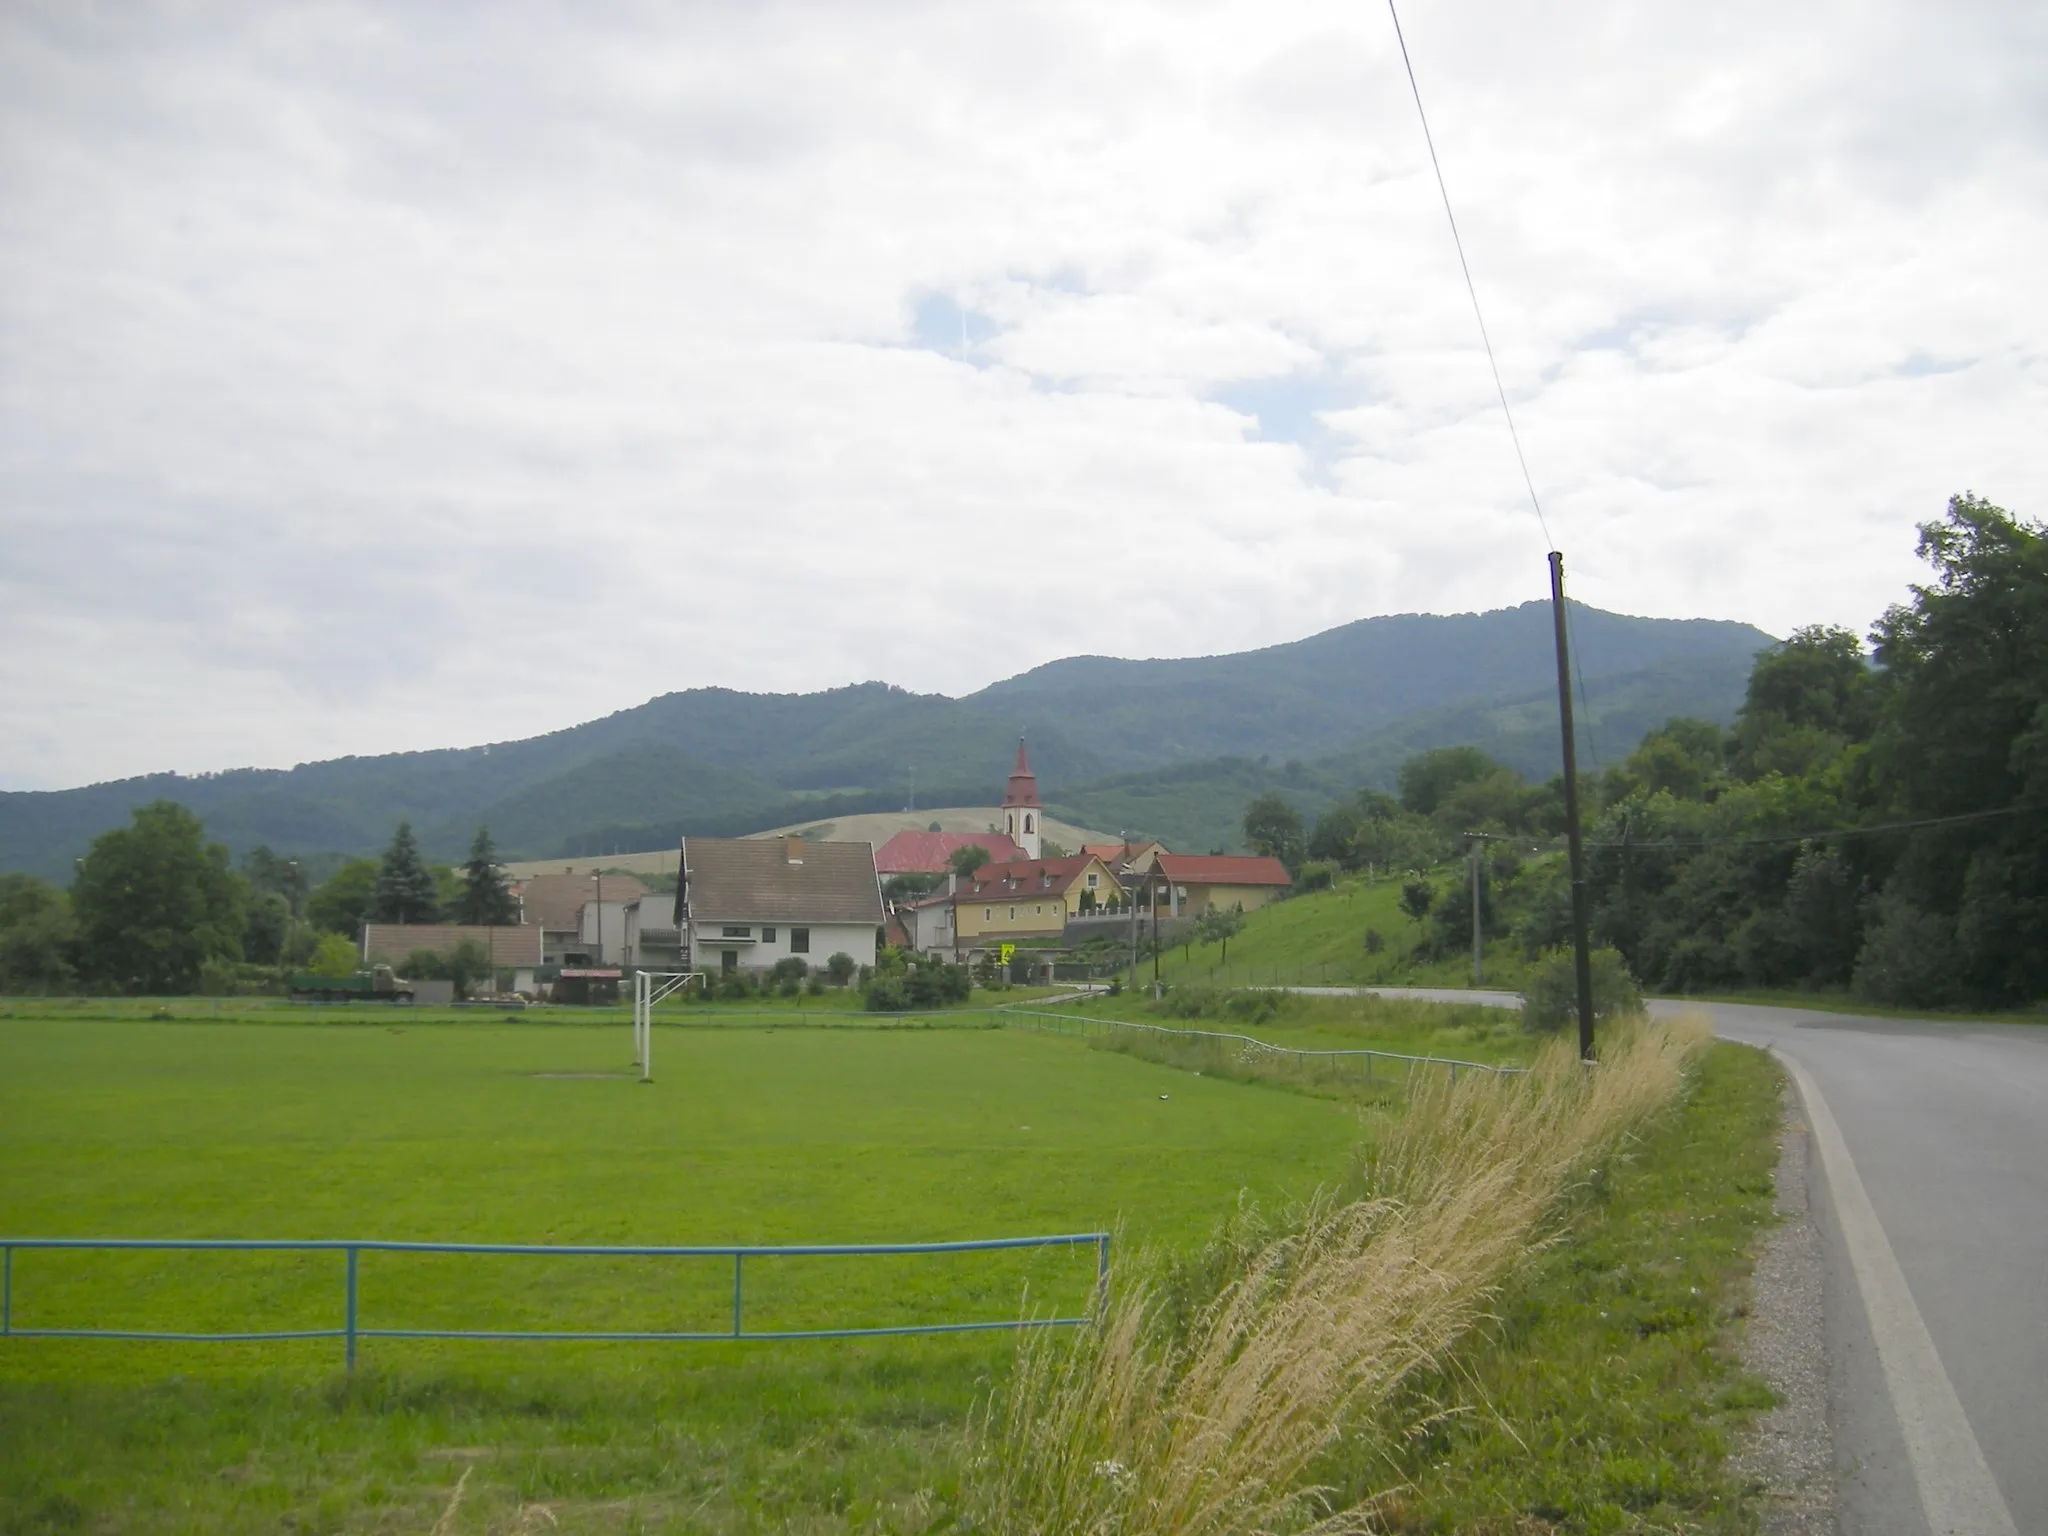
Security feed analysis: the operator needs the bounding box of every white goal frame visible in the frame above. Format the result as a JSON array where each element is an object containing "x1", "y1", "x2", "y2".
[{"x1": 632, "y1": 970, "x2": 703, "y2": 1083}]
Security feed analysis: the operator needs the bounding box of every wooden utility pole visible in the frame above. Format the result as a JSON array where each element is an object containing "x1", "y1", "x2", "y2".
[
  {"x1": 1469, "y1": 836, "x2": 1483, "y2": 986},
  {"x1": 1548, "y1": 551, "x2": 1596, "y2": 1060}
]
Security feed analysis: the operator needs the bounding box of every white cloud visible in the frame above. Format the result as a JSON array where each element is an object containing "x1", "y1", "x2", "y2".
[{"x1": 1, "y1": 0, "x2": 2044, "y2": 788}]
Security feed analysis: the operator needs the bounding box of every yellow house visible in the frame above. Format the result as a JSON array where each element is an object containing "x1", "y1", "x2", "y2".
[
  {"x1": 1122, "y1": 852, "x2": 1293, "y2": 918},
  {"x1": 951, "y1": 854, "x2": 1125, "y2": 945}
]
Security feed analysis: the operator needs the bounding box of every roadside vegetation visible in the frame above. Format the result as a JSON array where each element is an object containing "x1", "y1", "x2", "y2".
[
  {"x1": 963, "y1": 1017, "x2": 1734, "y2": 1533},
  {"x1": 1214, "y1": 494, "x2": 2048, "y2": 1015}
]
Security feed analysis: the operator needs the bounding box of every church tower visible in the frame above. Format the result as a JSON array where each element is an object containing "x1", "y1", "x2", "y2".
[{"x1": 1002, "y1": 737, "x2": 1042, "y2": 860}]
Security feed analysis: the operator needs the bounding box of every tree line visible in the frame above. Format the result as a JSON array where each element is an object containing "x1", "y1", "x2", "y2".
[
  {"x1": 1236, "y1": 494, "x2": 2048, "y2": 1009},
  {"x1": 0, "y1": 815, "x2": 521, "y2": 995}
]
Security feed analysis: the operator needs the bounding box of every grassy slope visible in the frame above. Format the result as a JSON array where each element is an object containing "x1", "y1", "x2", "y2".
[
  {"x1": 1138, "y1": 870, "x2": 1542, "y2": 992},
  {"x1": 0, "y1": 1010, "x2": 1353, "y2": 1533}
]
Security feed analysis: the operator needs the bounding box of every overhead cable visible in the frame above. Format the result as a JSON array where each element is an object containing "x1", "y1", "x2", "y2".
[{"x1": 1385, "y1": 0, "x2": 1554, "y2": 553}]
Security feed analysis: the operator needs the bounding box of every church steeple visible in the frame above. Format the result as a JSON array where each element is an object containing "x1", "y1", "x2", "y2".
[{"x1": 1002, "y1": 737, "x2": 1042, "y2": 859}]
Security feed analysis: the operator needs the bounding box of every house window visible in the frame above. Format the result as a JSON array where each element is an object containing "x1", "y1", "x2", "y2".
[
  {"x1": 762, "y1": 926, "x2": 777, "y2": 944},
  {"x1": 1035, "y1": 905, "x2": 1043, "y2": 915},
  {"x1": 722, "y1": 925, "x2": 750, "y2": 938},
  {"x1": 791, "y1": 927, "x2": 810, "y2": 953},
  {"x1": 1085, "y1": 873, "x2": 1098, "y2": 888},
  {"x1": 1008, "y1": 907, "x2": 1016, "y2": 920}
]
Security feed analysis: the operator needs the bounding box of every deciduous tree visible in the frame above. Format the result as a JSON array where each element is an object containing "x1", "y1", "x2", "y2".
[{"x1": 71, "y1": 801, "x2": 245, "y2": 994}]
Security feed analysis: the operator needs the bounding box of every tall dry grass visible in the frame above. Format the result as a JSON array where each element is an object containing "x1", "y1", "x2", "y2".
[{"x1": 966, "y1": 1012, "x2": 1713, "y2": 1535}]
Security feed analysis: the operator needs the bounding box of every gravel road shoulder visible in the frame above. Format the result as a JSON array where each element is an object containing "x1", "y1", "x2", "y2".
[{"x1": 1734, "y1": 1076, "x2": 1837, "y2": 1534}]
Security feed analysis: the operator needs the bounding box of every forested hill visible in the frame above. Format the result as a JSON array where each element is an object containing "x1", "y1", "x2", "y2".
[{"x1": 0, "y1": 601, "x2": 1773, "y2": 878}]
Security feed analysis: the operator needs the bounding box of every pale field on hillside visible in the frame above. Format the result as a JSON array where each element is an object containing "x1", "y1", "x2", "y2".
[{"x1": 502, "y1": 809, "x2": 1118, "y2": 879}]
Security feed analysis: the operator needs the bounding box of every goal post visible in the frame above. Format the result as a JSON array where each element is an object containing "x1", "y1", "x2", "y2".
[{"x1": 631, "y1": 971, "x2": 703, "y2": 1083}]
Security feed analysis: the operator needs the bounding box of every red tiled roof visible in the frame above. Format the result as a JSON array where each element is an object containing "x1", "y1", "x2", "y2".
[
  {"x1": 873, "y1": 830, "x2": 1023, "y2": 875},
  {"x1": 1152, "y1": 853, "x2": 1292, "y2": 886}
]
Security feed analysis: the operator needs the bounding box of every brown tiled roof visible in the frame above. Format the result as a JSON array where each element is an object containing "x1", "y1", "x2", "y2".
[
  {"x1": 515, "y1": 871, "x2": 649, "y2": 932},
  {"x1": 362, "y1": 924, "x2": 543, "y2": 966},
  {"x1": 683, "y1": 838, "x2": 884, "y2": 925},
  {"x1": 1152, "y1": 853, "x2": 1292, "y2": 886},
  {"x1": 873, "y1": 830, "x2": 1022, "y2": 875},
  {"x1": 953, "y1": 854, "x2": 1120, "y2": 904}
]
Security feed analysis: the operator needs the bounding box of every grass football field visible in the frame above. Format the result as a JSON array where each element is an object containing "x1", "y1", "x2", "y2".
[{"x1": 0, "y1": 1005, "x2": 1356, "y2": 1531}]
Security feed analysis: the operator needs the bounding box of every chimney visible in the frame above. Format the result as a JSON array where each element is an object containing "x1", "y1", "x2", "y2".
[{"x1": 784, "y1": 835, "x2": 805, "y2": 865}]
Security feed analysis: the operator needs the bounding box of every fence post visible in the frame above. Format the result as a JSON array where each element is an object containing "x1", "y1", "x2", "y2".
[
  {"x1": 731, "y1": 1253, "x2": 744, "y2": 1337},
  {"x1": 344, "y1": 1246, "x2": 358, "y2": 1370},
  {"x1": 1095, "y1": 1233, "x2": 1111, "y2": 1321}
]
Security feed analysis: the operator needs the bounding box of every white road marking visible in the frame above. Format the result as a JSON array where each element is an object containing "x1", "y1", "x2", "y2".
[{"x1": 1779, "y1": 1051, "x2": 2019, "y2": 1536}]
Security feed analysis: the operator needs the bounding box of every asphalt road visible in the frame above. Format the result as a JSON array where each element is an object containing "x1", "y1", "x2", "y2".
[{"x1": 1653, "y1": 1001, "x2": 2045, "y2": 1536}]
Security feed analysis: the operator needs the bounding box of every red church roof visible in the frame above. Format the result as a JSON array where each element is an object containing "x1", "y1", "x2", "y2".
[
  {"x1": 872, "y1": 830, "x2": 1023, "y2": 876},
  {"x1": 1002, "y1": 737, "x2": 1041, "y2": 809}
]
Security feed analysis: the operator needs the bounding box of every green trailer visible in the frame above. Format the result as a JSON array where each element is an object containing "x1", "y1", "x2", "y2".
[{"x1": 288, "y1": 965, "x2": 414, "y2": 1003}]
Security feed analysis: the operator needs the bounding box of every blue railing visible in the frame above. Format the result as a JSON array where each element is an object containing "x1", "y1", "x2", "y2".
[{"x1": 0, "y1": 1232, "x2": 1110, "y2": 1367}]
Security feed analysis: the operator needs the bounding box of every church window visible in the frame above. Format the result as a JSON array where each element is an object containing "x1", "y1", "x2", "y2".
[{"x1": 1025, "y1": 814, "x2": 1034, "y2": 833}]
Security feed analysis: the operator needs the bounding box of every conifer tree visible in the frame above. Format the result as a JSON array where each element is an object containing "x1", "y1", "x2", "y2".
[
  {"x1": 370, "y1": 820, "x2": 440, "y2": 924},
  {"x1": 455, "y1": 826, "x2": 518, "y2": 926}
]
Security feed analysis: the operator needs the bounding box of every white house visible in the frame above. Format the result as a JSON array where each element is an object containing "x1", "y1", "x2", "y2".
[
  {"x1": 677, "y1": 835, "x2": 885, "y2": 975},
  {"x1": 901, "y1": 890, "x2": 956, "y2": 955},
  {"x1": 622, "y1": 895, "x2": 683, "y2": 968}
]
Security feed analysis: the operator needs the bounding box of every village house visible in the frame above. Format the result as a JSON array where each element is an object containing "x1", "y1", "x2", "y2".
[
  {"x1": 949, "y1": 852, "x2": 1125, "y2": 947},
  {"x1": 677, "y1": 835, "x2": 885, "y2": 975},
  {"x1": 512, "y1": 870, "x2": 652, "y2": 965},
  {"x1": 1121, "y1": 850, "x2": 1293, "y2": 919}
]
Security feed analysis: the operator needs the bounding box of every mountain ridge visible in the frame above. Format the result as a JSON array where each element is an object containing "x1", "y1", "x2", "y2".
[{"x1": 0, "y1": 602, "x2": 1776, "y2": 878}]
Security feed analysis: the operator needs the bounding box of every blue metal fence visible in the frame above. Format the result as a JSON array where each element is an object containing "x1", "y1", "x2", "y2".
[{"x1": 0, "y1": 1232, "x2": 1110, "y2": 1366}]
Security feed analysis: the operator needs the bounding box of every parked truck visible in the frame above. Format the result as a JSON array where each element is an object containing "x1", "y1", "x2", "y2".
[{"x1": 288, "y1": 964, "x2": 414, "y2": 1003}]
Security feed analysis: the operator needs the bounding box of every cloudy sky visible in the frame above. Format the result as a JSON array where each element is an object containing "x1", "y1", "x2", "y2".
[{"x1": 2, "y1": 1, "x2": 2043, "y2": 791}]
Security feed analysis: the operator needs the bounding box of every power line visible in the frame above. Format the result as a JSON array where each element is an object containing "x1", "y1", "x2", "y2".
[
  {"x1": 1385, "y1": 0, "x2": 1553, "y2": 553},
  {"x1": 1582, "y1": 805, "x2": 2035, "y2": 852}
]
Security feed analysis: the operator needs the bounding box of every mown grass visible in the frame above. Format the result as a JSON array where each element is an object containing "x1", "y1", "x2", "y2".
[
  {"x1": 0, "y1": 1009, "x2": 1352, "y2": 1532},
  {"x1": 0, "y1": 1006, "x2": 1785, "y2": 1533}
]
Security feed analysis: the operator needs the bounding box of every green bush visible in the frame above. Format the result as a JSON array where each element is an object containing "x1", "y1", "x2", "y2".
[
  {"x1": 1297, "y1": 861, "x2": 1335, "y2": 892},
  {"x1": 1521, "y1": 946, "x2": 1644, "y2": 1034},
  {"x1": 305, "y1": 934, "x2": 358, "y2": 978},
  {"x1": 863, "y1": 974, "x2": 909, "y2": 1012},
  {"x1": 824, "y1": 952, "x2": 857, "y2": 987},
  {"x1": 1852, "y1": 892, "x2": 1963, "y2": 1007}
]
